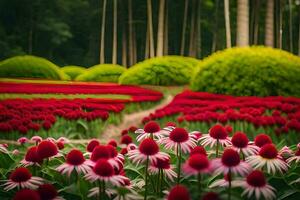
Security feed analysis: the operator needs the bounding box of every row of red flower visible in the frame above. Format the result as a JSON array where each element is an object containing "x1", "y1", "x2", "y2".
[
  {"x1": 143, "y1": 91, "x2": 300, "y2": 134},
  {"x1": 0, "y1": 82, "x2": 163, "y2": 102}
]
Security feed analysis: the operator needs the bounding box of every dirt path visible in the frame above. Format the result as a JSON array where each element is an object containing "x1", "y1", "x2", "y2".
[{"x1": 99, "y1": 95, "x2": 173, "y2": 142}]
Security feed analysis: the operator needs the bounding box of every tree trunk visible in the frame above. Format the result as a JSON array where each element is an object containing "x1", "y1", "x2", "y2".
[
  {"x1": 224, "y1": 0, "x2": 231, "y2": 48},
  {"x1": 276, "y1": 0, "x2": 283, "y2": 49},
  {"x1": 145, "y1": 25, "x2": 150, "y2": 59},
  {"x1": 212, "y1": 0, "x2": 220, "y2": 52},
  {"x1": 100, "y1": 0, "x2": 107, "y2": 64},
  {"x1": 298, "y1": 4, "x2": 300, "y2": 56},
  {"x1": 147, "y1": 0, "x2": 155, "y2": 58},
  {"x1": 163, "y1": 0, "x2": 168, "y2": 55},
  {"x1": 180, "y1": 0, "x2": 189, "y2": 55},
  {"x1": 133, "y1": 28, "x2": 137, "y2": 64},
  {"x1": 112, "y1": 0, "x2": 118, "y2": 64},
  {"x1": 289, "y1": 0, "x2": 293, "y2": 52},
  {"x1": 236, "y1": 0, "x2": 249, "y2": 46},
  {"x1": 196, "y1": 0, "x2": 201, "y2": 58},
  {"x1": 28, "y1": 7, "x2": 33, "y2": 54},
  {"x1": 265, "y1": 0, "x2": 274, "y2": 47},
  {"x1": 253, "y1": 0, "x2": 260, "y2": 45},
  {"x1": 128, "y1": 0, "x2": 134, "y2": 66},
  {"x1": 156, "y1": 0, "x2": 165, "y2": 57},
  {"x1": 122, "y1": 25, "x2": 127, "y2": 67},
  {"x1": 189, "y1": 0, "x2": 196, "y2": 57}
]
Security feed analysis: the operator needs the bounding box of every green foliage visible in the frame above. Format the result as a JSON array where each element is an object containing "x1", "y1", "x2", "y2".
[
  {"x1": 119, "y1": 56, "x2": 199, "y2": 86},
  {"x1": 61, "y1": 65, "x2": 86, "y2": 80},
  {"x1": 75, "y1": 64, "x2": 126, "y2": 82},
  {"x1": 191, "y1": 47, "x2": 300, "y2": 97},
  {"x1": 0, "y1": 55, "x2": 67, "y2": 80}
]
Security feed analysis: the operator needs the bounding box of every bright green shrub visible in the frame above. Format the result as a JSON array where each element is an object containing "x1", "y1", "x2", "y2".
[
  {"x1": 61, "y1": 65, "x2": 86, "y2": 80},
  {"x1": 0, "y1": 55, "x2": 66, "y2": 80},
  {"x1": 191, "y1": 46, "x2": 300, "y2": 97},
  {"x1": 75, "y1": 64, "x2": 126, "y2": 82},
  {"x1": 119, "y1": 56, "x2": 199, "y2": 85}
]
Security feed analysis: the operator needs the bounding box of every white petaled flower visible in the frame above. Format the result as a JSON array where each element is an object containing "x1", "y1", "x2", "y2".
[
  {"x1": 286, "y1": 148, "x2": 300, "y2": 164},
  {"x1": 30, "y1": 136, "x2": 43, "y2": 145},
  {"x1": 279, "y1": 146, "x2": 293, "y2": 159},
  {"x1": 199, "y1": 124, "x2": 231, "y2": 148},
  {"x1": 232, "y1": 170, "x2": 276, "y2": 200},
  {"x1": 135, "y1": 121, "x2": 172, "y2": 142},
  {"x1": 246, "y1": 144, "x2": 289, "y2": 174},
  {"x1": 85, "y1": 159, "x2": 129, "y2": 187},
  {"x1": 37, "y1": 184, "x2": 65, "y2": 200},
  {"x1": 182, "y1": 154, "x2": 212, "y2": 176},
  {"x1": 56, "y1": 149, "x2": 91, "y2": 177},
  {"x1": 230, "y1": 132, "x2": 259, "y2": 157},
  {"x1": 18, "y1": 137, "x2": 29, "y2": 145},
  {"x1": 209, "y1": 174, "x2": 231, "y2": 188},
  {"x1": 1, "y1": 167, "x2": 43, "y2": 191},
  {"x1": 128, "y1": 138, "x2": 169, "y2": 165},
  {"x1": 0, "y1": 144, "x2": 9, "y2": 154},
  {"x1": 148, "y1": 157, "x2": 176, "y2": 181},
  {"x1": 212, "y1": 149, "x2": 251, "y2": 176},
  {"x1": 158, "y1": 127, "x2": 197, "y2": 154}
]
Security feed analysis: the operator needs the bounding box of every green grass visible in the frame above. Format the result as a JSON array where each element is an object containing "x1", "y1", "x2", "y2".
[{"x1": 0, "y1": 93, "x2": 131, "y2": 100}]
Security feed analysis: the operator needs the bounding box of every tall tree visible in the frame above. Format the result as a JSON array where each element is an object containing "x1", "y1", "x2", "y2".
[
  {"x1": 180, "y1": 0, "x2": 189, "y2": 55},
  {"x1": 298, "y1": 4, "x2": 300, "y2": 56},
  {"x1": 122, "y1": 23, "x2": 127, "y2": 67},
  {"x1": 224, "y1": 0, "x2": 231, "y2": 48},
  {"x1": 128, "y1": 0, "x2": 134, "y2": 66},
  {"x1": 156, "y1": 0, "x2": 165, "y2": 57},
  {"x1": 112, "y1": 0, "x2": 117, "y2": 64},
  {"x1": 289, "y1": 0, "x2": 293, "y2": 52},
  {"x1": 265, "y1": 0, "x2": 274, "y2": 47},
  {"x1": 236, "y1": 0, "x2": 249, "y2": 46},
  {"x1": 189, "y1": 0, "x2": 197, "y2": 56},
  {"x1": 212, "y1": 0, "x2": 220, "y2": 52},
  {"x1": 163, "y1": 0, "x2": 168, "y2": 55},
  {"x1": 196, "y1": 0, "x2": 202, "y2": 58},
  {"x1": 252, "y1": 0, "x2": 260, "y2": 45},
  {"x1": 100, "y1": 0, "x2": 107, "y2": 64},
  {"x1": 147, "y1": 0, "x2": 155, "y2": 58}
]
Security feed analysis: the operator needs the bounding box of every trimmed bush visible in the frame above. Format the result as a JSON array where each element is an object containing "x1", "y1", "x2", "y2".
[
  {"x1": 119, "y1": 56, "x2": 199, "y2": 86},
  {"x1": 61, "y1": 65, "x2": 86, "y2": 80},
  {"x1": 75, "y1": 64, "x2": 126, "y2": 82},
  {"x1": 0, "y1": 55, "x2": 67, "y2": 80},
  {"x1": 191, "y1": 46, "x2": 300, "y2": 97}
]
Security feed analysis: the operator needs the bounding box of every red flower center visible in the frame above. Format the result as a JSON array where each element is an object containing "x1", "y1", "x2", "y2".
[
  {"x1": 169, "y1": 127, "x2": 189, "y2": 143},
  {"x1": 202, "y1": 192, "x2": 220, "y2": 200},
  {"x1": 209, "y1": 124, "x2": 228, "y2": 140},
  {"x1": 87, "y1": 140, "x2": 100, "y2": 152},
  {"x1": 37, "y1": 140, "x2": 58, "y2": 159},
  {"x1": 139, "y1": 138, "x2": 159, "y2": 156},
  {"x1": 121, "y1": 135, "x2": 133, "y2": 145},
  {"x1": 221, "y1": 149, "x2": 240, "y2": 167},
  {"x1": 154, "y1": 158, "x2": 170, "y2": 169},
  {"x1": 38, "y1": 184, "x2": 58, "y2": 200},
  {"x1": 13, "y1": 189, "x2": 40, "y2": 200},
  {"x1": 107, "y1": 145, "x2": 118, "y2": 158},
  {"x1": 108, "y1": 140, "x2": 117, "y2": 147},
  {"x1": 295, "y1": 149, "x2": 300, "y2": 156},
  {"x1": 254, "y1": 134, "x2": 272, "y2": 147},
  {"x1": 246, "y1": 170, "x2": 266, "y2": 187},
  {"x1": 167, "y1": 185, "x2": 190, "y2": 200},
  {"x1": 259, "y1": 144, "x2": 278, "y2": 159},
  {"x1": 144, "y1": 121, "x2": 160, "y2": 133},
  {"x1": 190, "y1": 146, "x2": 207, "y2": 156},
  {"x1": 91, "y1": 145, "x2": 110, "y2": 161},
  {"x1": 188, "y1": 154, "x2": 209, "y2": 171},
  {"x1": 10, "y1": 167, "x2": 32, "y2": 182},
  {"x1": 25, "y1": 146, "x2": 42, "y2": 163},
  {"x1": 231, "y1": 132, "x2": 249, "y2": 148},
  {"x1": 93, "y1": 159, "x2": 114, "y2": 177},
  {"x1": 66, "y1": 149, "x2": 85, "y2": 165}
]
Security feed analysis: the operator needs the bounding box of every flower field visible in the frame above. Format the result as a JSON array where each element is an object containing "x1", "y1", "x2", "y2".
[
  {"x1": 0, "y1": 81, "x2": 163, "y2": 139},
  {"x1": 0, "y1": 121, "x2": 299, "y2": 200}
]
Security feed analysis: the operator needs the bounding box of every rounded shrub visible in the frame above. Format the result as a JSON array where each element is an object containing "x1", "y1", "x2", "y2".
[
  {"x1": 61, "y1": 65, "x2": 86, "y2": 80},
  {"x1": 0, "y1": 55, "x2": 67, "y2": 80},
  {"x1": 191, "y1": 47, "x2": 300, "y2": 97},
  {"x1": 75, "y1": 64, "x2": 126, "y2": 82},
  {"x1": 119, "y1": 56, "x2": 199, "y2": 86}
]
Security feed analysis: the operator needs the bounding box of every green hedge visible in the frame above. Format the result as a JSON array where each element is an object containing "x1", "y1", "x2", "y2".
[
  {"x1": 75, "y1": 64, "x2": 126, "y2": 82},
  {"x1": 61, "y1": 65, "x2": 86, "y2": 80},
  {"x1": 0, "y1": 55, "x2": 68, "y2": 80},
  {"x1": 119, "y1": 56, "x2": 199, "y2": 85},
  {"x1": 191, "y1": 46, "x2": 300, "y2": 97}
]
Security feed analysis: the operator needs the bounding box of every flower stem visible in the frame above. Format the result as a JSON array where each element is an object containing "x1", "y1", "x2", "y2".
[
  {"x1": 144, "y1": 156, "x2": 149, "y2": 200},
  {"x1": 216, "y1": 139, "x2": 219, "y2": 158},
  {"x1": 177, "y1": 144, "x2": 182, "y2": 184},
  {"x1": 98, "y1": 180, "x2": 102, "y2": 200},
  {"x1": 228, "y1": 170, "x2": 231, "y2": 200},
  {"x1": 160, "y1": 170, "x2": 163, "y2": 197},
  {"x1": 197, "y1": 173, "x2": 202, "y2": 194}
]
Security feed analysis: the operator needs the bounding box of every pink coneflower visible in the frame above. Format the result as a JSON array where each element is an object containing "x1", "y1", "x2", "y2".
[
  {"x1": 199, "y1": 124, "x2": 231, "y2": 157},
  {"x1": 13, "y1": 189, "x2": 40, "y2": 200},
  {"x1": 183, "y1": 154, "x2": 211, "y2": 176},
  {"x1": 107, "y1": 139, "x2": 117, "y2": 147},
  {"x1": 128, "y1": 138, "x2": 169, "y2": 165},
  {"x1": 159, "y1": 127, "x2": 197, "y2": 154},
  {"x1": 56, "y1": 149, "x2": 90, "y2": 177},
  {"x1": 232, "y1": 170, "x2": 276, "y2": 199},
  {"x1": 167, "y1": 184, "x2": 190, "y2": 200},
  {"x1": 56, "y1": 141, "x2": 64, "y2": 150},
  {"x1": 201, "y1": 192, "x2": 221, "y2": 200},
  {"x1": 21, "y1": 146, "x2": 43, "y2": 167},
  {"x1": 57, "y1": 137, "x2": 70, "y2": 144},
  {"x1": 2, "y1": 167, "x2": 43, "y2": 191},
  {"x1": 121, "y1": 135, "x2": 133, "y2": 145},
  {"x1": 246, "y1": 144, "x2": 289, "y2": 174},
  {"x1": 38, "y1": 184, "x2": 64, "y2": 200},
  {"x1": 135, "y1": 121, "x2": 167, "y2": 141},
  {"x1": 85, "y1": 139, "x2": 100, "y2": 156},
  {"x1": 286, "y1": 148, "x2": 300, "y2": 164},
  {"x1": 279, "y1": 146, "x2": 293, "y2": 160},
  {"x1": 106, "y1": 144, "x2": 125, "y2": 169},
  {"x1": 230, "y1": 132, "x2": 259, "y2": 157},
  {"x1": 18, "y1": 137, "x2": 29, "y2": 145},
  {"x1": 37, "y1": 140, "x2": 58, "y2": 160},
  {"x1": 148, "y1": 157, "x2": 176, "y2": 181},
  {"x1": 209, "y1": 174, "x2": 231, "y2": 188},
  {"x1": 0, "y1": 143, "x2": 9, "y2": 154},
  {"x1": 30, "y1": 136, "x2": 42, "y2": 145},
  {"x1": 190, "y1": 146, "x2": 207, "y2": 156},
  {"x1": 254, "y1": 134, "x2": 272, "y2": 147}
]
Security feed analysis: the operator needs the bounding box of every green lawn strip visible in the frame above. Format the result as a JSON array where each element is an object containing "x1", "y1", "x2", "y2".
[{"x1": 0, "y1": 93, "x2": 131, "y2": 100}]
